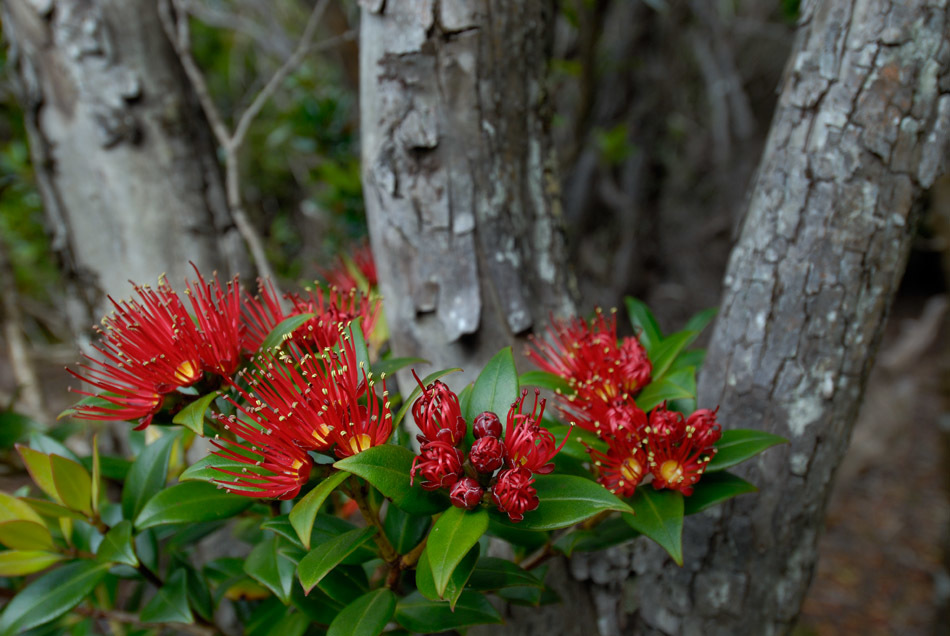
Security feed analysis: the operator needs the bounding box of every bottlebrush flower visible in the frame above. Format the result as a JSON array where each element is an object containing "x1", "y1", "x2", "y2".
[
  {"x1": 450, "y1": 477, "x2": 484, "y2": 510},
  {"x1": 503, "y1": 389, "x2": 568, "y2": 475},
  {"x1": 67, "y1": 277, "x2": 205, "y2": 429},
  {"x1": 184, "y1": 267, "x2": 245, "y2": 378},
  {"x1": 645, "y1": 404, "x2": 686, "y2": 441},
  {"x1": 410, "y1": 440, "x2": 464, "y2": 491},
  {"x1": 411, "y1": 373, "x2": 466, "y2": 445},
  {"x1": 492, "y1": 467, "x2": 539, "y2": 522},
  {"x1": 322, "y1": 241, "x2": 378, "y2": 291},
  {"x1": 242, "y1": 278, "x2": 286, "y2": 354},
  {"x1": 561, "y1": 395, "x2": 647, "y2": 439},
  {"x1": 289, "y1": 287, "x2": 380, "y2": 351},
  {"x1": 587, "y1": 431, "x2": 649, "y2": 498},
  {"x1": 646, "y1": 407, "x2": 721, "y2": 496}
]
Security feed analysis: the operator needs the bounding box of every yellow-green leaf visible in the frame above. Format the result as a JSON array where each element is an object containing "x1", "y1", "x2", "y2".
[
  {"x1": 51, "y1": 455, "x2": 92, "y2": 517},
  {"x1": 0, "y1": 492, "x2": 45, "y2": 526},
  {"x1": 0, "y1": 550, "x2": 63, "y2": 576},
  {"x1": 16, "y1": 446, "x2": 60, "y2": 504},
  {"x1": 0, "y1": 520, "x2": 54, "y2": 551}
]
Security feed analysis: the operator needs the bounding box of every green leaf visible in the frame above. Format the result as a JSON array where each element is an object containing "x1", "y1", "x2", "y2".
[
  {"x1": 517, "y1": 370, "x2": 573, "y2": 395},
  {"x1": 372, "y1": 357, "x2": 427, "y2": 378},
  {"x1": 334, "y1": 445, "x2": 448, "y2": 515},
  {"x1": 625, "y1": 297, "x2": 662, "y2": 355},
  {"x1": 423, "y1": 506, "x2": 488, "y2": 598},
  {"x1": 262, "y1": 612, "x2": 310, "y2": 636},
  {"x1": 546, "y1": 422, "x2": 605, "y2": 461},
  {"x1": 489, "y1": 474, "x2": 632, "y2": 531},
  {"x1": 0, "y1": 520, "x2": 54, "y2": 551},
  {"x1": 289, "y1": 471, "x2": 349, "y2": 549},
  {"x1": 0, "y1": 560, "x2": 110, "y2": 636},
  {"x1": 382, "y1": 506, "x2": 430, "y2": 554},
  {"x1": 172, "y1": 392, "x2": 217, "y2": 436},
  {"x1": 122, "y1": 432, "x2": 178, "y2": 521},
  {"x1": 245, "y1": 534, "x2": 295, "y2": 604},
  {"x1": 395, "y1": 590, "x2": 502, "y2": 633},
  {"x1": 684, "y1": 472, "x2": 758, "y2": 515},
  {"x1": 50, "y1": 455, "x2": 92, "y2": 517},
  {"x1": 624, "y1": 488, "x2": 684, "y2": 565},
  {"x1": 298, "y1": 526, "x2": 377, "y2": 594},
  {"x1": 636, "y1": 367, "x2": 696, "y2": 413},
  {"x1": 16, "y1": 445, "x2": 61, "y2": 504},
  {"x1": 19, "y1": 498, "x2": 86, "y2": 522},
  {"x1": 553, "y1": 516, "x2": 640, "y2": 556},
  {"x1": 486, "y1": 518, "x2": 549, "y2": 551},
  {"x1": 466, "y1": 556, "x2": 543, "y2": 591},
  {"x1": 706, "y1": 429, "x2": 787, "y2": 472},
  {"x1": 260, "y1": 313, "x2": 317, "y2": 351},
  {"x1": 345, "y1": 322, "x2": 371, "y2": 377},
  {"x1": 140, "y1": 569, "x2": 193, "y2": 624},
  {"x1": 95, "y1": 520, "x2": 137, "y2": 567},
  {"x1": 463, "y1": 347, "x2": 519, "y2": 423},
  {"x1": 315, "y1": 564, "x2": 370, "y2": 605},
  {"x1": 179, "y1": 445, "x2": 260, "y2": 484},
  {"x1": 134, "y1": 481, "x2": 252, "y2": 529},
  {"x1": 28, "y1": 433, "x2": 80, "y2": 463},
  {"x1": 259, "y1": 516, "x2": 304, "y2": 548},
  {"x1": 0, "y1": 550, "x2": 64, "y2": 577},
  {"x1": 683, "y1": 306, "x2": 717, "y2": 335},
  {"x1": 327, "y1": 589, "x2": 396, "y2": 636},
  {"x1": 179, "y1": 562, "x2": 214, "y2": 622},
  {"x1": 0, "y1": 491, "x2": 45, "y2": 525},
  {"x1": 393, "y1": 368, "x2": 463, "y2": 427},
  {"x1": 0, "y1": 412, "x2": 35, "y2": 449},
  {"x1": 649, "y1": 330, "x2": 697, "y2": 381},
  {"x1": 57, "y1": 394, "x2": 123, "y2": 421},
  {"x1": 416, "y1": 544, "x2": 479, "y2": 609}
]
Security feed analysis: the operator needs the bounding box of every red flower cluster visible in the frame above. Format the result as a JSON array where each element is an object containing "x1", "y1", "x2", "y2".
[
  {"x1": 527, "y1": 309, "x2": 722, "y2": 498},
  {"x1": 410, "y1": 379, "x2": 569, "y2": 522},
  {"x1": 322, "y1": 241, "x2": 378, "y2": 292},
  {"x1": 211, "y1": 334, "x2": 392, "y2": 499}
]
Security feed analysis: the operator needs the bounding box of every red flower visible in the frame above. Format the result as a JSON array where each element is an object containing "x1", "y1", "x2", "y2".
[
  {"x1": 492, "y1": 467, "x2": 539, "y2": 522},
  {"x1": 503, "y1": 389, "x2": 568, "y2": 475},
  {"x1": 322, "y1": 241, "x2": 378, "y2": 291},
  {"x1": 646, "y1": 404, "x2": 686, "y2": 441},
  {"x1": 67, "y1": 277, "x2": 205, "y2": 429},
  {"x1": 473, "y1": 411, "x2": 502, "y2": 439},
  {"x1": 470, "y1": 435, "x2": 505, "y2": 474},
  {"x1": 410, "y1": 440, "x2": 464, "y2": 491},
  {"x1": 686, "y1": 408, "x2": 722, "y2": 449},
  {"x1": 184, "y1": 267, "x2": 246, "y2": 378},
  {"x1": 561, "y1": 395, "x2": 647, "y2": 439},
  {"x1": 645, "y1": 407, "x2": 721, "y2": 496},
  {"x1": 410, "y1": 373, "x2": 466, "y2": 446},
  {"x1": 450, "y1": 477, "x2": 484, "y2": 510},
  {"x1": 241, "y1": 278, "x2": 286, "y2": 354},
  {"x1": 288, "y1": 287, "x2": 380, "y2": 351},
  {"x1": 587, "y1": 431, "x2": 648, "y2": 498}
]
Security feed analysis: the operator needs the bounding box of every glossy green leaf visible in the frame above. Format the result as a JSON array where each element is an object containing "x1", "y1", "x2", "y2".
[
  {"x1": 179, "y1": 562, "x2": 214, "y2": 622},
  {"x1": 546, "y1": 422, "x2": 604, "y2": 461},
  {"x1": 372, "y1": 357, "x2": 427, "y2": 378},
  {"x1": 179, "y1": 444, "x2": 262, "y2": 484},
  {"x1": 172, "y1": 392, "x2": 218, "y2": 437},
  {"x1": 684, "y1": 472, "x2": 758, "y2": 515},
  {"x1": 0, "y1": 550, "x2": 63, "y2": 576},
  {"x1": 393, "y1": 368, "x2": 462, "y2": 427},
  {"x1": 466, "y1": 556, "x2": 543, "y2": 591},
  {"x1": 50, "y1": 455, "x2": 92, "y2": 517},
  {"x1": 140, "y1": 569, "x2": 193, "y2": 624},
  {"x1": 636, "y1": 367, "x2": 696, "y2": 413},
  {"x1": 683, "y1": 306, "x2": 717, "y2": 335},
  {"x1": 298, "y1": 526, "x2": 376, "y2": 593},
  {"x1": 707, "y1": 429, "x2": 787, "y2": 472},
  {"x1": 122, "y1": 432, "x2": 178, "y2": 521},
  {"x1": 382, "y1": 506, "x2": 430, "y2": 554},
  {"x1": 260, "y1": 313, "x2": 317, "y2": 351},
  {"x1": 486, "y1": 518, "x2": 549, "y2": 551},
  {"x1": 316, "y1": 564, "x2": 370, "y2": 605},
  {"x1": 262, "y1": 612, "x2": 309, "y2": 636},
  {"x1": 624, "y1": 488, "x2": 684, "y2": 565},
  {"x1": 57, "y1": 394, "x2": 123, "y2": 421},
  {"x1": 423, "y1": 506, "x2": 488, "y2": 598},
  {"x1": 289, "y1": 471, "x2": 349, "y2": 549},
  {"x1": 0, "y1": 412, "x2": 35, "y2": 449},
  {"x1": 669, "y1": 348, "x2": 706, "y2": 374},
  {"x1": 417, "y1": 543, "x2": 479, "y2": 609},
  {"x1": 96, "y1": 520, "x2": 137, "y2": 567},
  {"x1": 463, "y1": 347, "x2": 519, "y2": 423},
  {"x1": 0, "y1": 491, "x2": 45, "y2": 526},
  {"x1": 395, "y1": 590, "x2": 502, "y2": 633},
  {"x1": 134, "y1": 481, "x2": 251, "y2": 529},
  {"x1": 625, "y1": 297, "x2": 662, "y2": 355},
  {"x1": 327, "y1": 588, "x2": 396, "y2": 636},
  {"x1": 91, "y1": 435, "x2": 101, "y2": 515},
  {"x1": 20, "y1": 498, "x2": 86, "y2": 522},
  {"x1": 16, "y1": 445, "x2": 61, "y2": 504},
  {"x1": 489, "y1": 474, "x2": 632, "y2": 531},
  {"x1": 649, "y1": 330, "x2": 697, "y2": 381},
  {"x1": 0, "y1": 520, "x2": 54, "y2": 551},
  {"x1": 517, "y1": 370, "x2": 574, "y2": 395},
  {"x1": 28, "y1": 434, "x2": 80, "y2": 463},
  {"x1": 345, "y1": 322, "x2": 371, "y2": 377},
  {"x1": 259, "y1": 516, "x2": 303, "y2": 548},
  {"x1": 245, "y1": 534, "x2": 295, "y2": 604},
  {"x1": 334, "y1": 445, "x2": 448, "y2": 515},
  {"x1": 0, "y1": 560, "x2": 110, "y2": 636},
  {"x1": 553, "y1": 516, "x2": 640, "y2": 556}
]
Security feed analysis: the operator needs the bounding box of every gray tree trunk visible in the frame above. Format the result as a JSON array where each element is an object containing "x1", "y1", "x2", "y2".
[
  {"x1": 358, "y1": 0, "x2": 575, "y2": 391},
  {"x1": 625, "y1": 1, "x2": 950, "y2": 634},
  {"x1": 2, "y1": 0, "x2": 249, "y2": 335}
]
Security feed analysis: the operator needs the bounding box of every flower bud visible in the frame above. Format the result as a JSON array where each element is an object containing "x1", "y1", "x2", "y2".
[
  {"x1": 473, "y1": 411, "x2": 502, "y2": 439},
  {"x1": 450, "y1": 477, "x2": 484, "y2": 510},
  {"x1": 648, "y1": 404, "x2": 685, "y2": 441},
  {"x1": 491, "y1": 467, "x2": 539, "y2": 522},
  {"x1": 470, "y1": 435, "x2": 505, "y2": 473},
  {"x1": 410, "y1": 440, "x2": 464, "y2": 491}
]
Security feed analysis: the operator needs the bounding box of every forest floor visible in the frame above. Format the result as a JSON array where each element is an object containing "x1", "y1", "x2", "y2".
[{"x1": 794, "y1": 291, "x2": 950, "y2": 636}]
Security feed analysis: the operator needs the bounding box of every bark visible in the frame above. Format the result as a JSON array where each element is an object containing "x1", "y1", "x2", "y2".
[
  {"x1": 625, "y1": 1, "x2": 950, "y2": 634},
  {"x1": 359, "y1": 0, "x2": 575, "y2": 391},
  {"x1": 2, "y1": 0, "x2": 249, "y2": 335}
]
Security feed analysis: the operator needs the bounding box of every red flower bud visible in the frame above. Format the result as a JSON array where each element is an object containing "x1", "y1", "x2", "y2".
[
  {"x1": 492, "y1": 467, "x2": 539, "y2": 522},
  {"x1": 473, "y1": 411, "x2": 502, "y2": 439},
  {"x1": 686, "y1": 408, "x2": 722, "y2": 449},
  {"x1": 648, "y1": 404, "x2": 685, "y2": 441},
  {"x1": 470, "y1": 435, "x2": 505, "y2": 473},
  {"x1": 450, "y1": 477, "x2": 484, "y2": 510},
  {"x1": 411, "y1": 375, "x2": 466, "y2": 446},
  {"x1": 410, "y1": 440, "x2": 464, "y2": 491}
]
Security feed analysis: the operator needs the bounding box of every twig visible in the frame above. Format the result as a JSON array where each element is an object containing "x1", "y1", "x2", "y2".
[{"x1": 73, "y1": 605, "x2": 220, "y2": 636}]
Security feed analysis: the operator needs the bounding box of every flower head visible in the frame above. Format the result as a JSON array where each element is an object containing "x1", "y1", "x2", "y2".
[
  {"x1": 470, "y1": 435, "x2": 505, "y2": 474},
  {"x1": 410, "y1": 439, "x2": 464, "y2": 491},
  {"x1": 184, "y1": 267, "x2": 246, "y2": 378},
  {"x1": 322, "y1": 241, "x2": 378, "y2": 291},
  {"x1": 411, "y1": 373, "x2": 466, "y2": 446},
  {"x1": 561, "y1": 395, "x2": 647, "y2": 439},
  {"x1": 450, "y1": 477, "x2": 484, "y2": 510},
  {"x1": 645, "y1": 407, "x2": 721, "y2": 496},
  {"x1": 492, "y1": 467, "x2": 539, "y2": 522},
  {"x1": 646, "y1": 404, "x2": 686, "y2": 441},
  {"x1": 288, "y1": 287, "x2": 380, "y2": 351},
  {"x1": 241, "y1": 278, "x2": 286, "y2": 354},
  {"x1": 503, "y1": 389, "x2": 568, "y2": 475},
  {"x1": 587, "y1": 431, "x2": 648, "y2": 498}
]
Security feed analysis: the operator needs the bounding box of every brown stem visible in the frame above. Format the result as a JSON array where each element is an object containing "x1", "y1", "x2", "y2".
[{"x1": 346, "y1": 478, "x2": 398, "y2": 564}]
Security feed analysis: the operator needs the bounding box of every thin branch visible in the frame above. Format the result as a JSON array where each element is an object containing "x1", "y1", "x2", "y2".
[{"x1": 74, "y1": 606, "x2": 220, "y2": 636}]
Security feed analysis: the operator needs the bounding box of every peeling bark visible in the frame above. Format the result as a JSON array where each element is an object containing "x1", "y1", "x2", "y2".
[
  {"x1": 2, "y1": 0, "x2": 249, "y2": 334},
  {"x1": 359, "y1": 0, "x2": 575, "y2": 390}
]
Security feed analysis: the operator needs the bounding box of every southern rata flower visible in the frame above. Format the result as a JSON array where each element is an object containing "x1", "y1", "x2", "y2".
[
  {"x1": 492, "y1": 467, "x2": 539, "y2": 522},
  {"x1": 411, "y1": 373, "x2": 466, "y2": 446},
  {"x1": 645, "y1": 406, "x2": 721, "y2": 496},
  {"x1": 322, "y1": 241, "x2": 378, "y2": 291},
  {"x1": 587, "y1": 430, "x2": 649, "y2": 498},
  {"x1": 503, "y1": 389, "x2": 568, "y2": 475}
]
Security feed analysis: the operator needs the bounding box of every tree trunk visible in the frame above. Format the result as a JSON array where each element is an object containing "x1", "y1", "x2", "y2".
[
  {"x1": 2, "y1": 0, "x2": 249, "y2": 335},
  {"x1": 625, "y1": 1, "x2": 950, "y2": 634},
  {"x1": 358, "y1": 0, "x2": 575, "y2": 391}
]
